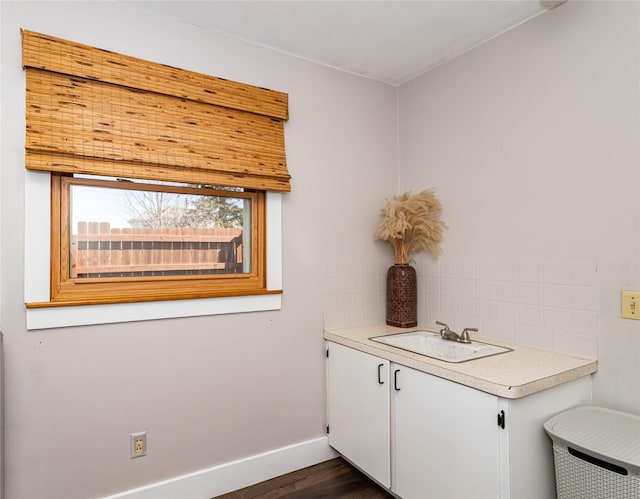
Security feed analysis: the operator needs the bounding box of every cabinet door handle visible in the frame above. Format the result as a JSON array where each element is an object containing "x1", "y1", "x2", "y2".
[
  {"x1": 498, "y1": 410, "x2": 506, "y2": 429},
  {"x1": 377, "y1": 363, "x2": 385, "y2": 384},
  {"x1": 394, "y1": 369, "x2": 401, "y2": 391}
]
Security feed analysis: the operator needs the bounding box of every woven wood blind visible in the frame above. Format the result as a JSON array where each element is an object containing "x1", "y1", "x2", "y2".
[{"x1": 22, "y1": 30, "x2": 291, "y2": 192}]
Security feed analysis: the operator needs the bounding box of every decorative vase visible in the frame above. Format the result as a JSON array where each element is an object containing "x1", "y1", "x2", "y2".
[{"x1": 386, "y1": 264, "x2": 417, "y2": 328}]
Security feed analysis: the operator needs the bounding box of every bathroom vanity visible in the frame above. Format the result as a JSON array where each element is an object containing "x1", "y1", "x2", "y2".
[{"x1": 324, "y1": 325, "x2": 597, "y2": 499}]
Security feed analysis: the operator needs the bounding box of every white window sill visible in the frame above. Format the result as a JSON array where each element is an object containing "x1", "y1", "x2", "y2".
[{"x1": 26, "y1": 294, "x2": 282, "y2": 330}]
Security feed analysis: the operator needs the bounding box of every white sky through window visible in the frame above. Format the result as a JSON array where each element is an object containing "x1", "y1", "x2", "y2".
[{"x1": 71, "y1": 187, "x2": 132, "y2": 233}]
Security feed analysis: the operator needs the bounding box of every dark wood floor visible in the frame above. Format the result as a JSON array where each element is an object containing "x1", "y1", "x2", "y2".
[{"x1": 214, "y1": 457, "x2": 394, "y2": 498}]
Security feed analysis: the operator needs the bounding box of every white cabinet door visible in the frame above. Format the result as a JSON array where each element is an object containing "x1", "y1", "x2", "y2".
[
  {"x1": 327, "y1": 343, "x2": 391, "y2": 487},
  {"x1": 393, "y1": 364, "x2": 501, "y2": 499},
  {"x1": 501, "y1": 375, "x2": 592, "y2": 499}
]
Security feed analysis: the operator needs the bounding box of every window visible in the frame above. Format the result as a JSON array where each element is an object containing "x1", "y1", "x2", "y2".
[
  {"x1": 50, "y1": 174, "x2": 266, "y2": 305},
  {"x1": 22, "y1": 30, "x2": 290, "y2": 309}
]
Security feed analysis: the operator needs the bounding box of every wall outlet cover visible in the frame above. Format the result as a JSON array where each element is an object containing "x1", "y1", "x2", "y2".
[{"x1": 130, "y1": 431, "x2": 147, "y2": 459}]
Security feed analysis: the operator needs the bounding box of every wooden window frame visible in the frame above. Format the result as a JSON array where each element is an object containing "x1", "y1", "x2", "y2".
[{"x1": 47, "y1": 173, "x2": 269, "y2": 306}]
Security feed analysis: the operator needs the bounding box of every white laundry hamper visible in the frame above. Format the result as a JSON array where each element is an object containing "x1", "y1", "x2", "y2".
[{"x1": 544, "y1": 405, "x2": 640, "y2": 499}]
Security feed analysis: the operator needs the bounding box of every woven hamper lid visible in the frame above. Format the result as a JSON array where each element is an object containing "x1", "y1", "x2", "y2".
[{"x1": 544, "y1": 405, "x2": 640, "y2": 476}]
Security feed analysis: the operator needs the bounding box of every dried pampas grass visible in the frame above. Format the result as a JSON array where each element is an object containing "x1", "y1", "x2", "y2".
[{"x1": 375, "y1": 189, "x2": 446, "y2": 264}]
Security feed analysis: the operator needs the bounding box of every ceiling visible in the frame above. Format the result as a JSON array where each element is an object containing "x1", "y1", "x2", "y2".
[{"x1": 123, "y1": 1, "x2": 563, "y2": 86}]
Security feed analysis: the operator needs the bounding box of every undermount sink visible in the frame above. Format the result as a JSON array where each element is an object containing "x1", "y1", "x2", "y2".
[{"x1": 370, "y1": 330, "x2": 512, "y2": 363}]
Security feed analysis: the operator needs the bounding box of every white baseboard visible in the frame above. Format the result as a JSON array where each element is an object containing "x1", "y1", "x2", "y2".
[{"x1": 105, "y1": 436, "x2": 338, "y2": 499}]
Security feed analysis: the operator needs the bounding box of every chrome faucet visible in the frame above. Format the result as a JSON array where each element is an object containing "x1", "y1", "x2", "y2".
[
  {"x1": 459, "y1": 327, "x2": 478, "y2": 344},
  {"x1": 435, "y1": 322, "x2": 476, "y2": 344},
  {"x1": 436, "y1": 321, "x2": 460, "y2": 341}
]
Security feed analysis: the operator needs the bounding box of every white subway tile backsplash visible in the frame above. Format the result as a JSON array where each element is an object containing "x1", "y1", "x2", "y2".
[
  {"x1": 367, "y1": 308, "x2": 385, "y2": 325},
  {"x1": 571, "y1": 286, "x2": 597, "y2": 311},
  {"x1": 458, "y1": 279, "x2": 475, "y2": 298},
  {"x1": 475, "y1": 262, "x2": 496, "y2": 281},
  {"x1": 440, "y1": 295, "x2": 457, "y2": 314},
  {"x1": 323, "y1": 311, "x2": 345, "y2": 330},
  {"x1": 496, "y1": 262, "x2": 517, "y2": 281},
  {"x1": 377, "y1": 261, "x2": 391, "y2": 276},
  {"x1": 476, "y1": 280, "x2": 496, "y2": 300},
  {"x1": 480, "y1": 320, "x2": 515, "y2": 343},
  {"x1": 416, "y1": 283, "x2": 425, "y2": 311},
  {"x1": 496, "y1": 281, "x2": 518, "y2": 302},
  {"x1": 553, "y1": 331, "x2": 597, "y2": 359},
  {"x1": 454, "y1": 316, "x2": 481, "y2": 331},
  {"x1": 365, "y1": 292, "x2": 378, "y2": 311},
  {"x1": 426, "y1": 276, "x2": 440, "y2": 294},
  {"x1": 321, "y1": 259, "x2": 390, "y2": 329},
  {"x1": 544, "y1": 307, "x2": 572, "y2": 330},
  {"x1": 323, "y1": 258, "x2": 601, "y2": 358},
  {"x1": 476, "y1": 299, "x2": 496, "y2": 320},
  {"x1": 571, "y1": 262, "x2": 597, "y2": 286},
  {"x1": 324, "y1": 261, "x2": 339, "y2": 278},
  {"x1": 543, "y1": 284, "x2": 571, "y2": 308},
  {"x1": 518, "y1": 304, "x2": 544, "y2": 327},
  {"x1": 336, "y1": 295, "x2": 352, "y2": 313},
  {"x1": 571, "y1": 310, "x2": 598, "y2": 335},
  {"x1": 417, "y1": 275, "x2": 425, "y2": 301},
  {"x1": 427, "y1": 311, "x2": 455, "y2": 329},
  {"x1": 515, "y1": 325, "x2": 553, "y2": 351},
  {"x1": 543, "y1": 262, "x2": 571, "y2": 285},
  {"x1": 440, "y1": 260, "x2": 457, "y2": 279},
  {"x1": 322, "y1": 277, "x2": 340, "y2": 296},
  {"x1": 424, "y1": 259, "x2": 440, "y2": 278},
  {"x1": 337, "y1": 276, "x2": 350, "y2": 294},
  {"x1": 441, "y1": 278, "x2": 457, "y2": 296},
  {"x1": 518, "y1": 262, "x2": 543, "y2": 283},
  {"x1": 337, "y1": 261, "x2": 350, "y2": 277},
  {"x1": 345, "y1": 310, "x2": 365, "y2": 328},
  {"x1": 497, "y1": 301, "x2": 518, "y2": 322},
  {"x1": 364, "y1": 273, "x2": 379, "y2": 293},
  {"x1": 458, "y1": 297, "x2": 476, "y2": 317},
  {"x1": 323, "y1": 294, "x2": 340, "y2": 314},
  {"x1": 426, "y1": 293, "x2": 440, "y2": 312},
  {"x1": 417, "y1": 305, "x2": 427, "y2": 328},
  {"x1": 518, "y1": 283, "x2": 543, "y2": 305},
  {"x1": 350, "y1": 274, "x2": 365, "y2": 293},
  {"x1": 349, "y1": 262, "x2": 364, "y2": 277},
  {"x1": 458, "y1": 261, "x2": 475, "y2": 280},
  {"x1": 363, "y1": 261, "x2": 378, "y2": 277},
  {"x1": 352, "y1": 293, "x2": 366, "y2": 311}
]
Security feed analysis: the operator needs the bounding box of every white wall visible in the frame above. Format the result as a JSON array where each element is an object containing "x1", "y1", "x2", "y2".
[
  {"x1": 399, "y1": 1, "x2": 640, "y2": 415},
  {"x1": 0, "y1": 2, "x2": 397, "y2": 497},
  {"x1": 3, "y1": 1, "x2": 639, "y2": 497}
]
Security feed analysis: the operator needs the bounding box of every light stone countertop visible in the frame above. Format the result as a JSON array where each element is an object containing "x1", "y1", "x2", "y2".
[{"x1": 324, "y1": 325, "x2": 597, "y2": 399}]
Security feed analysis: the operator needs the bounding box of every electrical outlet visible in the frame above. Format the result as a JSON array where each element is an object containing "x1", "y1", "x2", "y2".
[
  {"x1": 621, "y1": 291, "x2": 640, "y2": 319},
  {"x1": 130, "y1": 431, "x2": 147, "y2": 459}
]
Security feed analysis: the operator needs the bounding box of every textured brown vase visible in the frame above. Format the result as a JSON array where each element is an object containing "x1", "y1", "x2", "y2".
[{"x1": 386, "y1": 264, "x2": 417, "y2": 328}]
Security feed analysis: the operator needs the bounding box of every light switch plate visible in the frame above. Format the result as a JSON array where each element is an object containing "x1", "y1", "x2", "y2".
[{"x1": 621, "y1": 291, "x2": 640, "y2": 319}]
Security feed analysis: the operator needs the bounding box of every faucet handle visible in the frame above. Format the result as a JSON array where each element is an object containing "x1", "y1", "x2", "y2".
[
  {"x1": 435, "y1": 321, "x2": 451, "y2": 337},
  {"x1": 459, "y1": 327, "x2": 478, "y2": 344}
]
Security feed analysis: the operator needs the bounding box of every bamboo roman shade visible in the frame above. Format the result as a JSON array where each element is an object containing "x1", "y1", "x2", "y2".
[{"x1": 22, "y1": 30, "x2": 291, "y2": 192}]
